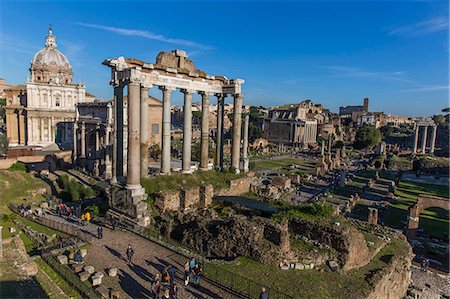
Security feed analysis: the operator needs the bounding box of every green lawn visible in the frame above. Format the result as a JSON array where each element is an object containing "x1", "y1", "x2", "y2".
[
  {"x1": 250, "y1": 157, "x2": 316, "y2": 174},
  {"x1": 208, "y1": 237, "x2": 409, "y2": 299}
]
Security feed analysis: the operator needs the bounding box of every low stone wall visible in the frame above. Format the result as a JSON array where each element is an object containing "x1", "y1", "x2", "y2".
[
  {"x1": 288, "y1": 218, "x2": 370, "y2": 271},
  {"x1": 366, "y1": 236, "x2": 413, "y2": 299},
  {"x1": 215, "y1": 177, "x2": 252, "y2": 196},
  {"x1": 0, "y1": 158, "x2": 17, "y2": 169},
  {"x1": 155, "y1": 184, "x2": 214, "y2": 212}
]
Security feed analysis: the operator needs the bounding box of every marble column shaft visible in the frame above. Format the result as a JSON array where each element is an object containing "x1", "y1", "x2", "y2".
[
  {"x1": 215, "y1": 94, "x2": 225, "y2": 168},
  {"x1": 114, "y1": 85, "x2": 124, "y2": 179},
  {"x1": 161, "y1": 87, "x2": 174, "y2": 174},
  {"x1": 200, "y1": 91, "x2": 210, "y2": 170},
  {"x1": 126, "y1": 82, "x2": 142, "y2": 189},
  {"x1": 231, "y1": 94, "x2": 243, "y2": 171},
  {"x1": 80, "y1": 122, "x2": 86, "y2": 158},
  {"x1": 182, "y1": 89, "x2": 193, "y2": 173},
  {"x1": 413, "y1": 126, "x2": 419, "y2": 153},
  {"x1": 430, "y1": 126, "x2": 437, "y2": 153},
  {"x1": 421, "y1": 126, "x2": 428, "y2": 154},
  {"x1": 140, "y1": 86, "x2": 150, "y2": 178},
  {"x1": 73, "y1": 123, "x2": 78, "y2": 161},
  {"x1": 242, "y1": 106, "x2": 250, "y2": 172}
]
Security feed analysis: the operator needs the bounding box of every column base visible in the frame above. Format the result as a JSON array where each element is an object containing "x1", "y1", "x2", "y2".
[
  {"x1": 125, "y1": 183, "x2": 143, "y2": 190},
  {"x1": 182, "y1": 169, "x2": 193, "y2": 174},
  {"x1": 243, "y1": 158, "x2": 249, "y2": 173}
]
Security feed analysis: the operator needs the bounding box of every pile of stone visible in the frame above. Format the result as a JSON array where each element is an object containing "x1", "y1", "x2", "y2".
[
  {"x1": 56, "y1": 248, "x2": 105, "y2": 286},
  {"x1": 279, "y1": 261, "x2": 315, "y2": 271}
]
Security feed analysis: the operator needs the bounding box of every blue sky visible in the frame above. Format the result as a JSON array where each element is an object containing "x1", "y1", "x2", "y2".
[{"x1": 0, "y1": 0, "x2": 448, "y2": 116}]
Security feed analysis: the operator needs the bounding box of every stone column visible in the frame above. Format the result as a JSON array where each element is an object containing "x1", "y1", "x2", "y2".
[
  {"x1": 105, "y1": 125, "x2": 112, "y2": 179},
  {"x1": 421, "y1": 126, "x2": 428, "y2": 154},
  {"x1": 242, "y1": 105, "x2": 250, "y2": 172},
  {"x1": 160, "y1": 86, "x2": 175, "y2": 174},
  {"x1": 126, "y1": 82, "x2": 142, "y2": 189},
  {"x1": 219, "y1": 95, "x2": 226, "y2": 169},
  {"x1": 430, "y1": 125, "x2": 437, "y2": 154},
  {"x1": 181, "y1": 89, "x2": 193, "y2": 173},
  {"x1": 321, "y1": 140, "x2": 325, "y2": 156},
  {"x1": 40, "y1": 118, "x2": 44, "y2": 142},
  {"x1": 231, "y1": 94, "x2": 243, "y2": 172},
  {"x1": 140, "y1": 85, "x2": 151, "y2": 178},
  {"x1": 48, "y1": 117, "x2": 52, "y2": 143},
  {"x1": 114, "y1": 84, "x2": 124, "y2": 180},
  {"x1": 412, "y1": 125, "x2": 419, "y2": 153},
  {"x1": 80, "y1": 122, "x2": 86, "y2": 158},
  {"x1": 215, "y1": 94, "x2": 225, "y2": 168},
  {"x1": 94, "y1": 124, "x2": 100, "y2": 177},
  {"x1": 199, "y1": 91, "x2": 211, "y2": 170},
  {"x1": 73, "y1": 122, "x2": 78, "y2": 162}
]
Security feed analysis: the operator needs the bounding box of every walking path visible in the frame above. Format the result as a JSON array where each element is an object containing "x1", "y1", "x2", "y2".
[{"x1": 42, "y1": 213, "x2": 236, "y2": 299}]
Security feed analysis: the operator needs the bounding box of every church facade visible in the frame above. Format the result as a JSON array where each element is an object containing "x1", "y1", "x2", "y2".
[{"x1": 5, "y1": 27, "x2": 94, "y2": 148}]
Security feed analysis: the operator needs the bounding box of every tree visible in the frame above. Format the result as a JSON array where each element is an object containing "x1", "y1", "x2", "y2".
[
  {"x1": 442, "y1": 107, "x2": 450, "y2": 113},
  {"x1": 354, "y1": 126, "x2": 381, "y2": 149},
  {"x1": 149, "y1": 144, "x2": 161, "y2": 161},
  {"x1": 433, "y1": 114, "x2": 446, "y2": 125}
]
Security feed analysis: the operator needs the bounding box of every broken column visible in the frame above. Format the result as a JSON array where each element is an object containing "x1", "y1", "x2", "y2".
[
  {"x1": 412, "y1": 125, "x2": 419, "y2": 153},
  {"x1": 421, "y1": 126, "x2": 428, "y2": 154},
  {"x1": 430, "y1": 125, "x2": 437, "y2": 154},
  {"x1": 368, "y1": 207, "x2": 378, "y2": 225}
]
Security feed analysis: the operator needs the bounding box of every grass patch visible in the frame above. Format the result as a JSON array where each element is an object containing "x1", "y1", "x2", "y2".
[{"x1": 34, "y1": 257, "x2": 81, "y2": 298}]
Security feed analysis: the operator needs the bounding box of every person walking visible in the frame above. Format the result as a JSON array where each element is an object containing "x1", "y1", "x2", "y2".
[
  {"x1": 111, "y1": 217, "x2": 117, "y2": 230},
  {"x1": 167, "y1": 264, "x2": 176, "y2": 287},
  {"x1": 259, "y1": 287, "x2": 269, "y2": 299},
  {"x1": 192, "y1": 263, "x2": 202, "y2": 289},
  {"x1": 81, "y1": 212, "x2": 85, "y2": 226},
  {"x1": 151, "y1": 273, "x2": 160, "y2": 299},
  {"x1": 184, "y1": 259, "x2": 191, "y2": 286},
  {"x1": 97, "y1": 226, "x2": 103, "y2": 239},
  {"x1": 126, "y1": 244, "x2": 134, "y2": 264}
]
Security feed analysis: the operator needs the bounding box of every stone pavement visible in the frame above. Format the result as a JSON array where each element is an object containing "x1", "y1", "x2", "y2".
[
  {"x1": 409, "y1": 264, "x2": 450, "y2": 298},
  {"x1": 84, "y1": 226, "x2": 234, "y2": 299},
  {"x1": 43, "y1": 213, "x2": 235, "y2": 299}
]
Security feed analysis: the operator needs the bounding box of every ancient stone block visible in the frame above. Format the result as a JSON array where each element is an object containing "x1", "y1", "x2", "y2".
[
  {"x1": 108, "y1": 268, "x2": 118, "y2": 277},
  {"x1": 83, "y1": 265, "x2": 95, "y2": 275},
  {"x1": 71, "y1": 263, "x2": 84, "y2": 273},
  {"x1": 78, "y1": 271, "x2": 90, "y2": 282},
  {"x1": 68, "y1": 251, "x2": 75, "y2": 260},
  {"x1": 96, "y1": 286, "x2": 109, "y2": 299},
  {"x1": 294, "y1": 263, "x2": 304, "y2": 270},
  {"x1": 91, "y1": 274, "x2": 103, "y2": 286},
  {"x1": 57, "y1": 255, "x2": 68, "y2": 265}
]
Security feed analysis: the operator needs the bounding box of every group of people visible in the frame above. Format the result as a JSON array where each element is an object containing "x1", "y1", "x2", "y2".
[
  {"x1": 184, "y1": 257, "x2": 203, "y2": 288},
  {"x1": 151, "y1": 264, "x2": 179, "y2": 299}
]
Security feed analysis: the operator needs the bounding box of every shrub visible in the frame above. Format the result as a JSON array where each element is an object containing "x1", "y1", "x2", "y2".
[
  {"x1": 272, "y1": 202, "x2": 334, "y2": 222},
  {"x1": 8, "y1": 162, "x2": 27, "y2": 172}
]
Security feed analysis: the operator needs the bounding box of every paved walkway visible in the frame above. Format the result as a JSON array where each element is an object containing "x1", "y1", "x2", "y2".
[{"x1": 43, "y1": 213, "x2": 235, "y2": 299}]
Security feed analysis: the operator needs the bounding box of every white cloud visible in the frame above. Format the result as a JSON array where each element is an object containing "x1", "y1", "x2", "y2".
[
  {"x1": 399, "y1": 85, "x2": 450, "y2": 93},
  {"x1": 76, "y1": 22, "x2": 215, "y2": 50},
  {"x1": 387, "y1": 16, "x2": 449, "y2": 37},
  {"x1": 320, "y1": 65, "x2": 414, "y2": 83}
]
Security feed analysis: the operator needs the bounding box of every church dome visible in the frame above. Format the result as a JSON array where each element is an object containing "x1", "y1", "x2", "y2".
[{"x1": 30, "y1": 26, "x2": 73, "y2": 84}]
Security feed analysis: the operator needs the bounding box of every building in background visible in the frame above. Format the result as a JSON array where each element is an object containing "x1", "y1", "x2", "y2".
[
  {"x1": 4, "y1": 26, "x2": 94, "y2": 148},
  {"x1": 339, "y1": 98, "x2": 369, "y2": 124}
]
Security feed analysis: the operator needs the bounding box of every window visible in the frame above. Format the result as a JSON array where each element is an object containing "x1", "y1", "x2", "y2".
[
  {"x1": 55, "y1": 99, "x2": 60, "y2": 107},
  {"x1": 152, "y1": 124, "x2": 159, "y2": 135}
]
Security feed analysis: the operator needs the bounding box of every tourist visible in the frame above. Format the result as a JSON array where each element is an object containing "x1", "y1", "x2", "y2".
[
  {"x1": 192, "y1": 263, "x2": 202, "y2": 288},
  {"x1": 97, "y1": 226, "x2": 103, "y2": 239},
  {"x1": 151, "y1": 273, "x2": 160, "y2": 299},
  {"x1": 167, "y1": 264, "x2": 176, "y2": 287},
  {"x1": 81, "y1": 212, "x2": 85, "y2": 226},
  {"x1": 259, "y1": 287, "x2": 269, "y2": 299},
  {"x1": 126, "y1": 244, "x2": 134, "y2": 264},
  {"x1": 74, "y1": 250, "x2": 83, "y2": 264},
  {"x1": 111, "y1": 216, "x2": 117, "y2": 230},
  {"x1": 184, "y1": 259, "x2": 191, "y2": 286},
  {"x1": 170, "y1": 284, "x2": 178, "y2": 299},
  {"x1": 85, "y1": 211, "x2": 91, "y2": 225},
  {"x1": 161, "y1": 267, "x2": 171, "y2": 288},
  {"x1": 189, "y1": 257, "x2": 196, "y2": 270},
  {"x1": 162, "y1": 289, "x2": 170, "y2": 299}
]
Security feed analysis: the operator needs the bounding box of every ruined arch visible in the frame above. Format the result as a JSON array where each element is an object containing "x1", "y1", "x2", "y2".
[{"x1": 407, "y1": 195, "x2": 449, "y2": 239}]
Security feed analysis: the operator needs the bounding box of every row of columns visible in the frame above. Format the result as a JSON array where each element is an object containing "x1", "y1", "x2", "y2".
[
  {"x1": 412, "y1": 125, "x2": 437, "y2": 154},
  {"x1": 111, "y1": 80, "x2": 248, "y2": 191}
]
